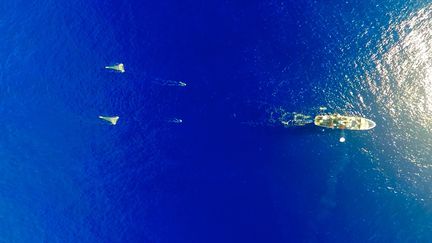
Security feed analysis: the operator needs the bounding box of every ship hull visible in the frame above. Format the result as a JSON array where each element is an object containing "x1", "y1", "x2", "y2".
[{"x1": 314, "y1": 114, "x2": 376, "y2": 130}]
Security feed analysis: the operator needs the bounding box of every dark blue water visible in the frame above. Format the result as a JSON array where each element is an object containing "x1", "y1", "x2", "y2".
[{"x1": 1, "y1": 0, "x2": 432, "y2": 242}]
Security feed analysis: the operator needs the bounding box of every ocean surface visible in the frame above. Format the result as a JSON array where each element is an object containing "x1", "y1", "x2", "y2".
[{"x1": 1, "y1": 0, "x2": 432, "y2": 242}]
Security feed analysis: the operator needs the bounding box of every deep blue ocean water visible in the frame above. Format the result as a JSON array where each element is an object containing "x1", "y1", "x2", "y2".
[{"x1": 2, "y1": 0, "x2": 432, "y2": 242}]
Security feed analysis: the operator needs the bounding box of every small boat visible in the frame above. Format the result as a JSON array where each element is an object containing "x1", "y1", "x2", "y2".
[
  {"x1": 99, "y1": 116, "x2": 119, "y2": 125},
  {"x1": 105, "y1": 63, "x2": 125, "y2": 73},
  {"x1": 314, "y1": 114, "x2": 376, "y2": 130}
]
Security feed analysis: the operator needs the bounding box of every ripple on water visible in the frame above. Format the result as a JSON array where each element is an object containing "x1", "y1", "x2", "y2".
[{"x1": 356, "y1": 4, "x2": 432, "y2": 200}]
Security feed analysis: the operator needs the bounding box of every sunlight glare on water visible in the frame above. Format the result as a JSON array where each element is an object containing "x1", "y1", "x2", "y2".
[{"x1": 356, "y1": 4, "x2": 432, "y2": 200}]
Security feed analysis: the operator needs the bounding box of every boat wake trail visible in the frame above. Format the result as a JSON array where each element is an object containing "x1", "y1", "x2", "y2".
[{"x1": 240, "y1": 105, "x2": 313, "y2": 128}]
